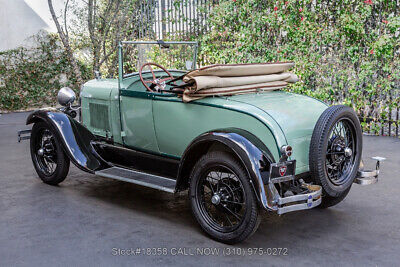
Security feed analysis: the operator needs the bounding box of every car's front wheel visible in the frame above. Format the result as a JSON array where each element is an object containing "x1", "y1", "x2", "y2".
[
  {"x1": 30, "y1": 121, "x2": 70, "y2": 185},
  {"x1": 189, "y1": 151, "x2": 260, "y2": 244}
]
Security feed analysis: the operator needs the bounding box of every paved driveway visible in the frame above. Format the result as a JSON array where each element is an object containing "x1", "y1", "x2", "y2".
[{"x1": 1, "y1": 112, "x2": 399, "y2": 266}]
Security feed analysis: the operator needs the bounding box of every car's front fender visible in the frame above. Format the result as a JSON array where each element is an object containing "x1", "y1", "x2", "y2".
[
  {"x1": 27, "y1": 109, "x2": 109, "y2": 173},
  {"x1": 176, "y1": 128, "x2": 276, "y2": 210}
]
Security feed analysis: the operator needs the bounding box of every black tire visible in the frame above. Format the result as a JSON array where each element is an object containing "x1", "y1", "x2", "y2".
[
  {"x1": 309, "y1": 105, "x2": 362, "y2": 207},
  {"x1": 189, "y1": 151, "x2": 261, "y2": 244},
  {"x1": 318, "y1": 187, "x2": 351, "y2": 209},
  {"x1": 30, "y1": 121, "x2": 70, "y2": 185}
]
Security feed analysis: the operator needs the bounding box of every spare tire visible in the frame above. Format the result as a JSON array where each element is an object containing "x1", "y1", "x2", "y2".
[{"x1": 309, "y1": 105, "x2": 362, "y2": 205}]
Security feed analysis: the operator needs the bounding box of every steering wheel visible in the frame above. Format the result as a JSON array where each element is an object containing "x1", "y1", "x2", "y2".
[{"x1": 139, "y1": 63, "x2": 174, "y2": 92}]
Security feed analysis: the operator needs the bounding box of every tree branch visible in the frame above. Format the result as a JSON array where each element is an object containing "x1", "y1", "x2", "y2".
[
  {"x1": 48, "y1": 0, "x2": 83, "y2": 84},
  {"x1": 64, "y1": 0, "x2": 69, "y2": 39}
]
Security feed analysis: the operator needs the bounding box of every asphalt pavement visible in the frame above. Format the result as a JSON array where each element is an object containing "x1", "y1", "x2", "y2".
[{"x1": 1, "y1": 112, "x2": 399, "y2": 267}]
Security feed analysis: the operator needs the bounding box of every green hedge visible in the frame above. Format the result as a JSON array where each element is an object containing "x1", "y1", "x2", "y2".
[
  {"x1": 198, "y1": 0, "x2": 400, "y2": 134},
  {"x1": 0, "y1": 34, "x2": 90, "y2": 111}
]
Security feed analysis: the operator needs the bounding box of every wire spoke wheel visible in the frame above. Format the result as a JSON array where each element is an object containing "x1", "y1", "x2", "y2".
[
  {"x1": 30, "y1": 122, "x2": 70, "y2": 185},
  {"x1": 325, "y1": 118, "x2": 357, "y2": 186},
  {"x1": 189, "y1": 151, "x2": 260, "y2": 243},
  {"x1": 196, "y1": 165, "x2": 247, "y2": 232},
  {"x1": 33, "y1": 128, "x2": 58, "y2": 176}
]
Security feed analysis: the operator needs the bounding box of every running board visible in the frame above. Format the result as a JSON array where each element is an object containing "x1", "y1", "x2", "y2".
[{"x1": 95, "y1": 167, "x2": 176, "y2": 193}]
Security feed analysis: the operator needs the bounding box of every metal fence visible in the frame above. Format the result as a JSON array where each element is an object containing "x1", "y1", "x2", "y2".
[
  {"x1": 136, "y1": 0, "x2": 217, "y2": 40},
  {"x1": 361, "y1": 93, "x2": 400, "y2": 137}
]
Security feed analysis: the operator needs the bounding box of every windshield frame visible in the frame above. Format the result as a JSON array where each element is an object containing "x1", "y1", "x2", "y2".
[{"x1": 118, "y1": 41, "x2": 198, "y2": 81}]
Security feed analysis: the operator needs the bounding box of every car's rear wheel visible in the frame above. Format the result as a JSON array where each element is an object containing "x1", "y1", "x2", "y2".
[
  {"x1": 309, "y1": 105, "x2": 362, "y2": 208},
  {"x1": 189, "y1": 151, "x2": 260, "y2": 244},
  {"x1": 30, "y1": 121, "x2": 70, "y2": 185}
]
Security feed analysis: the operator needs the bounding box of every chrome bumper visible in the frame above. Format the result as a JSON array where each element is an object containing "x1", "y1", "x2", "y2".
[
  {"x1": 354, "y1": 156, "x2": 385, "y2": 185},
  {"x1": 17, "y1": 129, "x2": 31, "y2": 142},
  {"x1": 265, "y1": 156, "x2": 384, "y2": 215},
  {"x1": 276, "y1": 183, "x2": 322, "y2": 215},
  {"x1": 264, "y1": 162, "x2": 323, "y2": 215}
]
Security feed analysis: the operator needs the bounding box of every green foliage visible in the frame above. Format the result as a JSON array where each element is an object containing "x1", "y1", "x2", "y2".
[
  {"x1": 0, "y1": 33, "x2": 90, "y2": 111},
  {"x1": 197, "y1": 0, "x2": 400, "y2": 135},
  {"x1": 121, "y1": 43, "x2": 197, "y2": 76},
  {"x1": 1, "y1": 0, "x2": 399, "y2": 137}
]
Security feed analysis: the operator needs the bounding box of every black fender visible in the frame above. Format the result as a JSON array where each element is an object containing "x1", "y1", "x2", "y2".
[
  {"x1": 27, "y1": 109, "x2": 109, "y2": 173},
  {"x1": 176, "y1": 128, "x2": 275, "y2": 210}
]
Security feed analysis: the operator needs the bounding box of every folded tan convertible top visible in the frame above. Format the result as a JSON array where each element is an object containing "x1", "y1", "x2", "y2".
[
  {"x1": 180, "y1": 62, "x2": 298, "y2": 102},
  {"x1": 185, "y1": 62, "x2": 295, "y2": 78}
]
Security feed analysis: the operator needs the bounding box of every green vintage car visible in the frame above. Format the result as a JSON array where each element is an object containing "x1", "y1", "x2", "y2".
[{"x1": 19, "y1": 41, "x2": 383, "y2": 244}]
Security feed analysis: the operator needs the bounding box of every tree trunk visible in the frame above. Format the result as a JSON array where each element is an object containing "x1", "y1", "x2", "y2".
[
  {"x1": 88, "y1": 0, "x2": 101, "y2": 72},
  {"x1": 48, "y1": 0, "x2": 84, "y2": 85}
]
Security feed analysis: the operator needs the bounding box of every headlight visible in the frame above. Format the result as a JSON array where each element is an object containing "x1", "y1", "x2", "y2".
[{"x1": 57, "y1": 87, "x2": 76, "y2": 107}]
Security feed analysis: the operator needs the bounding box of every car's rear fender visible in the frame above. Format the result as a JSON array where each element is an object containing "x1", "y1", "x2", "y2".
[
  {"x1": 176, "y1": 128, "x2": 276, "y2": 210},
  {"x1": 26, "y1": 109, "x2": 109, "y2": 173}
]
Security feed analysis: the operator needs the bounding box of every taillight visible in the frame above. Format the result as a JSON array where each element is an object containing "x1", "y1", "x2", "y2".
[{"x1": 281, "y1": 145, "x2": 293, "y2": 157}]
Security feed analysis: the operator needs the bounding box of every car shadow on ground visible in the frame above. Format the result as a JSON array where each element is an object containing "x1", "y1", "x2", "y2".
[{"x1": 51, "y1": 168, "x2": 347, "y2": 248}]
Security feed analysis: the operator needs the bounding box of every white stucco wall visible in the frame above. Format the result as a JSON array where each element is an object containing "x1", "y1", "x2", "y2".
[{"x1": 0, "y1": 0, "x2": 65, "y2": 51}]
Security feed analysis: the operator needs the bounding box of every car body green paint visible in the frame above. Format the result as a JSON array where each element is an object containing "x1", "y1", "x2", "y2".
[{"x1": 80, "y1": 69, "x2": 327, "y2": 175}]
